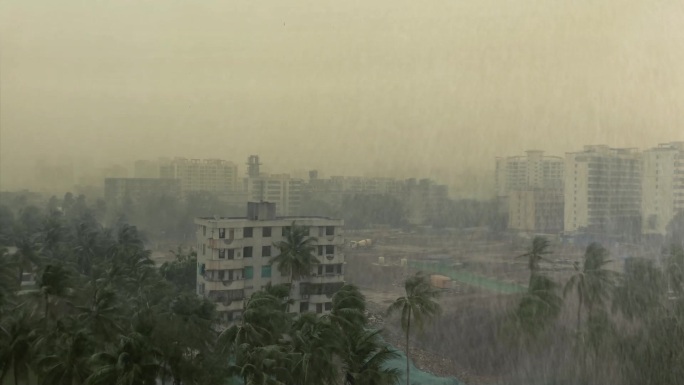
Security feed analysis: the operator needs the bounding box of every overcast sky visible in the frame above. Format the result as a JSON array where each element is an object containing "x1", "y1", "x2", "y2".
[{"x1": 1, "y1": 0, "x2": 683, "y2": 191}]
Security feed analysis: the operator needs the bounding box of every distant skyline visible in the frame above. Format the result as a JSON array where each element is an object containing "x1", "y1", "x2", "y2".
[{"x1": 2, "y1": 0, "x2": 683, "y2": 194}]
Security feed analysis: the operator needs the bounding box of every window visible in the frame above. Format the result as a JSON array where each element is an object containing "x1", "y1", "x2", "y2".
[
  {"x1": 326, "y1": 226, "x2": 334, "y2": 236},
  {"x1": 317, "y1": 265, "x2": 323, "y2": 275},
  {"x1": 325, "y1": 302, "x2": 332, "y2": 311},
  {"x1": 282, "y1": 226, "x2": 290, "y2": 236},
  {"x1": 244, "y1": 266, "x2": 254, "y2": 279},
  {"x1": 244, "y1": 247, "x2": 253, "y2": 258},
  {"x1": 325, "y1": 264, "x2": 335, "y2": 274},
  {"x1": 262, "y1": 227, "x2": 272, "y2": 237},
  {"x1": 325, "y1": 245, "x2": 334, "y2": 255},
  {"x1": 316, "y1": 303, "x2": 323, "y2": 314},
  {"x1": 244, "y1": 227, "x2": 253, "y2": 238},
  {"x1": 203, "y1": 226, "x2": 206, "y2": 236},
  {"x1": 227, "y1": 249, "x2": 235, "y2": 260},
  {"x1": 202, "y1": 244, "x2": 206, "y2": 255},
  {"x1": 318, "y1": 246, "x2": 324, "y2": 256},
  {"x1": 218, "y1": 249, "x2": 226, "y2": 259},
  {"x1": 218, "y1": 270, "x2": 225, "y2": 280},
  {"x1": 262, "y1": 246, "x2": 271, "y2": 257},
  {"x1": 219, "y1": 228, "x2": 225, "y2": 239},
  {"x1": 261, "y1": 265, "x2": 271, "y2": 278},
  {"x1": 300, "y1": 302, "x2": 309, "y2": 313}
]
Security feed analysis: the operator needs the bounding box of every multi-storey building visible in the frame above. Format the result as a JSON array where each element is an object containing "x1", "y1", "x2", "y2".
[
  {"x1": 495, "y1": 150, "x2": 564, "y2": 198},
  {"x1": 564, "y1": 145, "x2": 642, "y2": 238},
  {"x1": 134, "y1": 160, "x2": 162, "y2": 178},
  {"x1": 641, "y1": 142, "x2": 684, "y2": 236},
  {"x1": 245, "y1": 174, "x2": 304, "y2": 216},
  {"x1": 104, "y1": 178, "x2": 181, "y2": 204},
  {"x1": 160, "y1": 158, "x2": 239, "y2": 195},
  {"x1": 508, "y1": 189, "x2": 564, "y2": 234},
  {"x1": 195, "y1": 202, "x2": 345, "y2": 322}
]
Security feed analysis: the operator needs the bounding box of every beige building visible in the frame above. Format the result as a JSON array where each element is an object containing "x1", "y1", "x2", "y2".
[
  {"x1": 195, "y1": 202, "x2": 345, "y2": 322},
  {"x1": 564, "y1": 145, "x2": 642, "y2": 237},
  {"x1": 160, "y1": 158, "x2": 239, "y2": 195},
  {"x1": 245, "y1": 174, "x2": 304, "y2": 216},
  {"x1": 508, "y1": 189, "x2": 564, "y2": 234},
  {"x1": 495, "y1": 150, "x2": 564, "y2": 198},
  {"x1": 642, "y1": 142, "x2": 684, "y2": 236}
]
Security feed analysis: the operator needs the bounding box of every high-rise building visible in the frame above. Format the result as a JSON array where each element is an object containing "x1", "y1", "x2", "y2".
[
  {"x1": 564, "y1": 145, "x2": 642, "y2": 238},
  {"x1": 195, "y1": 202, "x2": 345, "y2": 322},
  {"x1": 641, "y1": 142, "x2": 684, "y2": 236},
  {"x1": 245, "y1": 174, "x2": 304, "y2": 216},
  {"x1": 508, "y1": 189, "x2": 564, "y2": 234},
  {"x1": 495, "y1": 150, "x2": 564, "y2": 198},
  {"x1": 104, "y1": 178, "x2": 181, "y2": 205},
  {"x1": 160, "y1": 158, "x2": 239, "y2": 195}
]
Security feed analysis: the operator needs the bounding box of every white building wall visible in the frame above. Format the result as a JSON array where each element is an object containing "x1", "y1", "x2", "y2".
[{"x1": 642, "y1": 142, "x2": 684, "y2": 235}]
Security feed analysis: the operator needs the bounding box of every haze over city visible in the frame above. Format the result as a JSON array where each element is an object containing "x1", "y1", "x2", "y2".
[{"x1": 2, "y1": 0, "x2": 684, "y2": 192}]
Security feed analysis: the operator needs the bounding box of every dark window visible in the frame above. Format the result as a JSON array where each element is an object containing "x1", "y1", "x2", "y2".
[
  {"x1": 325, "y1": 302, "x2": 332, "y2": 311},
  {"x1": 219, "y1": 228, "x2": 225, "y2": 239},
  {"x1": 318, "y1": 246, "x2": 324, "y2": 256},
  {"x1": 262, "y1": 246, "x2": 271, "y2": 257},
  {"x1": 325, "y1": 245, "x2": 334, "y2": 254},
  {"x1": 325, "y1": 264, "x2": 335, "y2": 274},
  {"x1": 262, "y1": 227, "x2": 272, "y2": 237},
  {"x1": 218, "y1": 249, "x2": 226, "y2": 259},
  {"x1": 300, "y1": 302, "x2": 309, "y2": 313},
  {"x1": 326, "y1": 226, "x2": 334, "y2": 236},
  {"x1": 316, "y1": 303, "x2": 323, "y2": 314},
  {"x1": 227, "y1": 249, "x2": 235, "y2": 260},
  {"x1": 202, "y1": 244, "x2": 206, "y2": 255},
  {"x1": 261, "y1": 265, "x2": 271, "y2": 278},
  {"x1": 244, "y1": 247, "x2": 253, "y2": 258},
  {"x1": 203, "y1": 226, "x2": 206, "y2": 236},
  {"x1": 218, "y1": 270, "x2": 225, "y2": 280},
  {"x1": 318, "y1": 265, "x2": 323, "y2": 275},
  {"x1": 244, "y1": 227, "x2": 253, "y2": 238},
  {"x1": 244, "y1": 266, "x2": 253, "y2": 279}
]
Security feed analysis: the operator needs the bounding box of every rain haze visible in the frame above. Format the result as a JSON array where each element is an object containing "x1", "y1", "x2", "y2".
[
  {"x1": 2, "y1": 0, "x2": 683, "y2": 191},
  {"x1": 2, "y1": 2, "x2": 684, "y2": 385}
]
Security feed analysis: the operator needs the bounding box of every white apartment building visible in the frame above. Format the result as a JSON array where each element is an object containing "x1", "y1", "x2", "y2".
[
  {"x1": 161, "y1": 158, "x2": 239, "y2": 195},
  {"x1": 642, "y1": 142, "x2": 684, "y2": 236},
  {"x1": 564, "y1": 145, "x2": 642, "y2": 237},
  {"x1": 195, "y1": 202, "x2": 345, "y2": 322},
  {"x1": 508, "y1": 189, "x2": 564, "y2": 234},
  {"x1": 245, "y1": 174, "x2": 304, "y2": 216},
  {"x1": 495, "y1": 150, "x2": 564, "y2": 198}
]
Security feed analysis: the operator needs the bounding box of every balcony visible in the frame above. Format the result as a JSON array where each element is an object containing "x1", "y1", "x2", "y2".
[
  {"x1": 309, "y1": 273, "x2": 345, "y2": 284},
  {"x1": 203, "y1": 278, "x2": 245, "y2": 291},
  {"x1": 216, "y1": 300, "x2": 245, "y2": 312},
  {"x1": 205, "y1": 259, "x2": 243, "y2": 270}
]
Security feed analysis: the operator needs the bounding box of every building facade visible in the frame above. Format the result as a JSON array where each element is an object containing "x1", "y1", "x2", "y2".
[
  {"x1": 508, "y1": 189, "x2": 564, "y2": 234},
  {"x1": 564, "y1": 145, "x2": 642, "y2": 238},
  {"x1": 641, "y1": 142, "x2": 684, "y2": 236},
  {"x1": 495, "y1": 150, "x2": 564, "y2": 198},
  {"x1": 104, "y1": 178, "x2": 181, "y2": 204},
  {"x1": 195, "y1": 202, "x2": 345, "y2": 322},
  {"x1": 160, "y1": 158, "x2": 240, "y2": 195},
  {"x1": 245, "y1": 174, "x2": 304, "y2": 216}
]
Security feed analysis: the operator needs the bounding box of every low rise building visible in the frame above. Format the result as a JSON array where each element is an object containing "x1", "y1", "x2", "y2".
[{"x1": 195, "y1": 201, "x2": 345, "y2": 322}]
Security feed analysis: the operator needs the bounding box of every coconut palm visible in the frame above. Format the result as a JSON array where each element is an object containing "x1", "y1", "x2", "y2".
[
  {"x1": 517, "y1": 236, "x2": 552, "y2": 282},
  {"x1": 86, "y1": 333, "x2": 161, "y2": 385},
  {"x1": 36, "y1": 263, "x2": 72, "y2": 323},
  {"x1": 386, "y1": 271, "x2": 441, "y2": 385},
  {"x1": 564, "y1": 242, "x2": 616, "y2": 333},
  {"x1": 0, "y1": 307, "x2": 36, "y2": 385},
  {"x1": 328, "y1": 284, "x2": 367, "y2": 332},
  {"x1": 612, "y1": 257, "x2": 666, "y2": 320},
  {"x1": 341, "y1": 328, "x2": 400, "y2": 385},
  {"x1": 287, "y1": 313, "x2": 339, "y2": 385},
  {"x1": 0, "y1": 248, "x2": 19, "y2": 308},
  {"x1": 12, "y1": 234, "x2": 41, "y2": 285},
  {"x1": 36, "y1": 330, "x2": 93, "y2": 385},
  {"x1": 270, "y1": 222, "x2": 318, "y2": 310}
]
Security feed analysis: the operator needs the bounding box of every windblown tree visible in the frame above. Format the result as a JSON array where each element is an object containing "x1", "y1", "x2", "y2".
[
  {"x1": 387, "y1": 272, "x2": 441, "y2": 385},
  {"x1": 270, "y1": 221, "x2": 318, "y2": 310}
]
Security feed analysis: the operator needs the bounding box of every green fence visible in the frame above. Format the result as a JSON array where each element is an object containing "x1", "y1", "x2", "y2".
[{"x1": 408, "y1": 260, "x2": 526, "y2": 294}]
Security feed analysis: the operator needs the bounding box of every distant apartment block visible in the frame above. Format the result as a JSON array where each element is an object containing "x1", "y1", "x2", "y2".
[
  {"x1": 642, "y1": 142, "x2": 684, "y2": 236},
  {"x1": 245, "y1": 174, "x2": 304, "y2": 216},
  {"x1": 508, "y1": 189, "x2": 564, "y2": 234},
  {"x1": 495, "y1": 150, "x2": 564, "y2": 198},
  {"x1": 134, "y1": 160, "x2": 162, "y2": 178},
  {"x1": 160, "y1": 158, "x2": 239, "y2": 195},
  {"x1": 195, "y1": 202, "x2": 345, "y2": 322},
  {"x1": 104, "y1": 178, "x2": 181, "y2": 204},
  {"x1": 564, "y1": 145, "x2": 642, "y2": 237}
]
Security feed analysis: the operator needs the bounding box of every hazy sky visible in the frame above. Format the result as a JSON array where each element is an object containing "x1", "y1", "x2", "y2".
[{"x1": 2, "y1": 0, "x2": 684, "y2": 191}]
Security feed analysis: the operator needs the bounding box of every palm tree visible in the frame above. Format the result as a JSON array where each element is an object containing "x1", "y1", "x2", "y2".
[
  {"x1": 12, "y1": 234, "x2": 41, "y2": 285},
  {"x1": 341, "y1": 328, "x2": 400, "y2": 385},
  {"x1": 386, "y1": 272, "x2": 441, "y2": 385},
  {"x1": 86, "y1": 333, "x2": 161, "y2": 385},
  {"x1": 328, "y1": 284, "x2": 367, "y2": 332},
  {"x1": 564, "y1": 242, "x2": 616, "y2": 334},
  {"x1": 36, "y1": 263, "x2": 72, "y2": 323},
  {"x1": 287, "y1": 313, "x2": 339, "y2": 385},
  {"x1": 270, "y1": 222, "x2": 318, "y2": 311},
  {"x1": 0, "y1": 307, "x2": 36, "y2": 385},
  {"x1": 36, "y1": 330, "x2": 93, "y2": 385},
  {"x1": 517, "y1": 236, "x2": 552, "y2": 283},
  {"x1": 0, "y1": 248, "x2": 19, "y2": 308}
]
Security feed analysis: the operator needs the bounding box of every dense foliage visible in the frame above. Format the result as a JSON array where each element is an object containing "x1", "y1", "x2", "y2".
[{"x1": 0, "y1": 198, "x2": 400, "y2": 385}]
